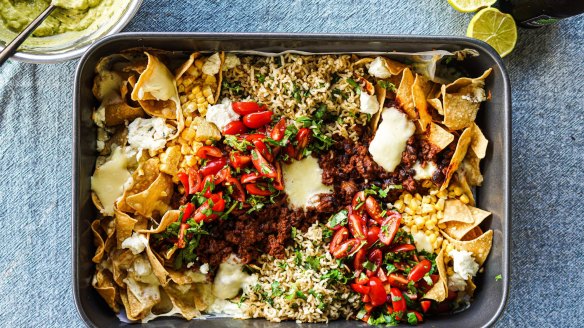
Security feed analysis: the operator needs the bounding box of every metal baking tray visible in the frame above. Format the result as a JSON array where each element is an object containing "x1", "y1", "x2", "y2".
[{"x1": 73, "y1": 33, "x2": 511, "y2": 328}]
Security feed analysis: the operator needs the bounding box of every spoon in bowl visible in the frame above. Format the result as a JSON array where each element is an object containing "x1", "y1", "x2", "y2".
[{"x1": 0, "y1": 3, "x2": 56, "y2": 66}]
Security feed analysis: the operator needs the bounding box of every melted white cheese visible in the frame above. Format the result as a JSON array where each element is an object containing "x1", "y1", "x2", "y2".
[
  {"x1": 282, "y1": 156, "x2": 333, "y2": 209},
  {"x1": 448, "y1": 272, "x2": 467, "y2": 292},
  {"x1": 213, "y1": 255, "x2": 255, "y2": 300},
  {"x1": 413, "y1": 161, "x2": 438, "y2": 180},
  {"x1": 368, "y1": 57, "x2": 392, "y2": 79},
  {"x1": 206, "y1": 98, "x2": 240, "y2": 130},
  {"x1": 207, "y1": 299, "x2": 246, "y2": 317},
  {"x1": 137, "y1": 58, "x2": 177, "y2": 102},
  {"x1": 368, "y1": 107, "x2": 415, "y2": 173},
  {"x1": 412, "y1": 231, "x2": 433, "y2": 253},
  {"x1": 359, "y1": 91, "x2": 380, "y2": 114},
  {"x1": 127, "y1": 117, "x2": 175, "y2": 152},
  {"x1": 91, "y1": 147, "x2": 131, "y2": 216}
]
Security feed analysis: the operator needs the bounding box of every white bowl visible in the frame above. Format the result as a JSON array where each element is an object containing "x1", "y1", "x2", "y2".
[{"x1": 0, "y1": 0, "x2": 142, "y2": 63}]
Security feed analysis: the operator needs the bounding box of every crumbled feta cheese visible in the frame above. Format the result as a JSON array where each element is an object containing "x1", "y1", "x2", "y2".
[
  {"x1": 132, "y1": 256, "x2": 152, "y2": 277},
  {"x1": 449, "y1": 249, "x2": 479, "y2": 280},
  {"x1": 448, "y1": 272, "x2": 467, "y2": 292},
  {"x1": 207, "y1": 298, "x2": 246, "y2": 317},
  {"x1": 127, "y1": 117, "x2": 175, "y2": 152},
  {"x1": 200, "y1": 263, "x2": 210, "y2": 274},
  {"x1": 121, "y1": 232, "x2": 148, "y2": 255},
  {"x1": 223, "y1": 54, "x2": 241, "y2": 70},
  {"x1": 206, "y1": 98, "x2": 240, "y2": 131},
  {"x1": 93, "y1": 105, "x2": 106, "y2": 128},
  {"x1": 203, "y1": 53, "x2": 221, "y2": 75},
  {"x1": 213, "y1": 254, "x2": 255, "y2": 300},
  {"x1": 461, "y1": 88, "x2": 486, "y2": 103},
  {"x1": 359, "y1": 91, "x2": 380, "y2": 114},
  {"x1": 368, "y1": 57, "x2": 392, "y2": 79}
]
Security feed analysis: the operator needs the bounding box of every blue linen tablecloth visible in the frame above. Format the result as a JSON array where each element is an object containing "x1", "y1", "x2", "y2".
[{"x1": 0, "y1": 0, "x2": 582, "y2": 326}]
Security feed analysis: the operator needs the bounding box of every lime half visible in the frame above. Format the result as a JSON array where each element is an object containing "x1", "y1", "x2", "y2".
[
  {"x1": 467, "y1": 7, "x2": 517, "y2": 57},
  {"x1": 447, "y1": 0, "x2": 497, "y2": 13}
]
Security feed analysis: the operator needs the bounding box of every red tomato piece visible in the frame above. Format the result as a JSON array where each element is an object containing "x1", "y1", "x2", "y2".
[
  {"x1": 284, "y1": 144, "x2": 296, "y2": 161},
  {"x1": 390, "y1": 288, "x2": 407, "y2": 320},
  {"x1": 348, "y1": 211, "x2": 367, "y2": 239},
  {"x1": 408, "y1": 311, "x2": 424, "y2": 323},
  {"x1": 407, "y1": 259, "x2": 432, "y2": 283},
  {"x1": 365, "y1": 196, "x2": 384, "y2": 224},
  {"x1": 244, "y1": 133, "x2": 266, "y2": 143},
  {"x1": 232, "y1": 102, "x2": 264, "y2": 115},
  {"x1": 199, "y1": 157, "x2": 227, "y2": 176},
  {"x1": 294, "y1": 127, "x2": 311, "y2": 160},
  {"x1": 181, "y1": 202, "x2": 195, "y2": 223},
  {"x1": 187, "y1": 168, "x2": 203, "y2": 194},
  {"x1": 196, "y1": 146, "x2": 223, "y2": 159},
  {"x1": 420, "y1": 300, "x2": 432, "y2": 313},
  {"x1": 331, "y1": 239, "x2": 361, "y2": 259},
  {"x1": 329, "y1": 227, "x2": 349, "y2": 254},
  {"x1": 200, "y1": 175, "x2": 215, "y2": 197},
  {"x1": 177, "y1": 172, "x2": 189, "y2": 193},
  {"x1": 351, "y1": 283, "x2": 370, "y2": 295},
  {"x1": 377, "y1": 267, "x2": 388, "y2": 282},
  {"x1": 222, "y1": 120, "x2": 248, "y2": 135},
  {"x1": 252, "y1": 139, "x2": 273, "y2": 162},
  {"x1": 389, "y1": 244, "x2": 416, "y2": 252},
  {"x1": 367, "y1": 226, "x2": 381, "y2": 245},
  {"x1": 245, "y1": 183, "x2": 273, "y2": 196},
  {"x1": 214, "y1": 167, "x2": 231, "y2": 185},
  {"x1": 240, "y1": 172, "x2": 261, "y2": 184},
  {"x1": 226, "y1": 177, "x2": 245, "y2": 203},
  {"x1": 388, "y1": 273, "x2": 409, "y2": 289},
  {"x1": 379, "y1": 213, "x2": 402, "y2": 245},
  {"x1": 250, "y1": 149, "x2": 277, "y2": 178},
  {"x1": 354, "y1": 275, "x2": 370, "y2": 286},
  {"x1": 229, "y1": 151, "x2": 251, "y2": 169},
  {"x1": 353, "y1": 247, "x2": 367, "y2": 271},
  {"x1": 368, "y1": 277, "x2": 387, "y2": 307},
  {"x1": 273, "y1": 161, "x2": 284, "y2": 191},
  {"x1": 270, "y1": 117, "x2": 287, "y2": 141},
  {"x1": 352, "y1": 191, "x2": 366, "y2": 212},
  {"x1": 176, "y1": 223, "x2": 189, "y2": 249},
  {"x1": 243, "y1": 111, "x2": 273, "y2": 129}
]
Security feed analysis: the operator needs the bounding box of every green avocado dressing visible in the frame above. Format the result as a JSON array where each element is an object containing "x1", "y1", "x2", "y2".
[{"x1": 0, "y1": 0, "x2": 113, "y2": 37}]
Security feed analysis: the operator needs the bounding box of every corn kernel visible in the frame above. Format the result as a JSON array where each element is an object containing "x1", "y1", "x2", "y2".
[
  {"x1": 437, "y1": 190, "x2": 448, "y2": 198},
  {"x1": 435, "y1": 198, "x2": 445, "y2": 211},
  {"x1": 429, "y1": 234, "x2": 437, "y2": 243},
  {"x1": 393, "y1": 199, "x2": 405, "y2": 212},
  {"x1": 438, "y1": 223, "x2": 446, "y2": 229},
  {"x1": 447, "y1": 267, "x2": 454, "y2": 276},
  {"x1": 424, "y1": 229, "x2": 432, "y2": 236},
  {"x1": 405, "y1": 207, "x2": 414, "y2": 215},
  {"x1": 460, "y1": 194, "x2": 470, "y2": 204},
  {"x1": 425, "y1": 221, "x2": 435, "y2": 230},
  {"x1": 403, "y1": 193, "x2": 412, "y2": 205},
  {"x1": 421, "y1": 203, "x2": 434, "y2": 214},
  {"x1": 454, "y1": 186, "x2": 463, "y2": 196},
  {"x1": 436, "y1": 211, "x2": 444, "y2": 220},
  {"x1": 422, "y1": 195, "x2": 431, "y2": 204},
  {"x1": 415, "y1": 193, "x2": 422, "y2": 201},
  {"x1": 411, "y1": 225, "x2": 418, "y2": 234},
  {"x1": 410, "y1": 199, "x2": 419, "y2": 211}
]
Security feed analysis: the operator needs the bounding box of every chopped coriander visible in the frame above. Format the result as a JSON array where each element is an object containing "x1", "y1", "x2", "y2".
[
  {"x1": 327, "y1": 209, "x2": 348, "y2": 228},
  {"x1": 256, "y1": 73, "x2": 266, "y2": 83},
  {"x1": 386, "y1": 263, "x2": 397, "y2": 274},
  {"x1": 291, "y1": 227, "x2": 298, "y2": 239},
  {"x1": 377, "y1": 80, "x2": 397, "y2": 92},
  {"x1": 407, "y1": 311, "x2": 419, "y2": 325},
  {"x1": 362, "y1": 261, "x2": 377, "y2": 272},
  {"x1": 495, "y1": 274, "x2": 502, "y2": 281}
]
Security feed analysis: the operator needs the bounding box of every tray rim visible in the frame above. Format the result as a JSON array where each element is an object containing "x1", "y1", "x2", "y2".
[{"x1": 72, "y1": 32, "x2": 511, "y2": 328}]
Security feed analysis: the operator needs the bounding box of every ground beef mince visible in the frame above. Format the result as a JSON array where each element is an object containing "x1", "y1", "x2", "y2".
[{"x1": 195, "y1": 197, "x2": 332, "y2": 267}]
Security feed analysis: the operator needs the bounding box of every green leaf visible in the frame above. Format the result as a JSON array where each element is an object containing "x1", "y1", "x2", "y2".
[
  {"x1": 327, "y1": 209, "x2": 348, "y2": 228},
  {"x1": 495, "y1": 274, "x2": 502, "y2": 281}
]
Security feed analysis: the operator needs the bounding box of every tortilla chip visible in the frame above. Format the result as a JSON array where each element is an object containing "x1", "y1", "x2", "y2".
[
  {"x1": 126, "y1": 173, "x2": 173, "y2": 218},
  {"x1": 466, "y1": 278, "x2": 477, "y2": 297},
  {"x1": 441, "y1": 229, "x2": 493, "y2": 266},
  {"x1": 175, "y1": 52, "x2": 201, "y2": 80},
  {"x1": 91, "y1": 220, "x2": 106, "y2": 263},
  {"x1": 115, "y1": 210, "x2": 137, "y2": 249},
  {"x1": 460, "y1": 151, "x2": 484, "y2": 187},
  {"x1": 134, "y1": 215, "x2": 149, "y2": 231},
  {"x1": 105, "y1": 102, "x2": 145, "y2": 127},
  {"x1": 442, "y1": 68, "x2": 492, "y2": 130},
  {"x1": 470, "y1": 123, "x2": 488, "y2": 159},
  {"x1": 443, "y1": 205, "x2": 491, "y2": 240},
  {"x1": 214, "y1": 52, "x2": 225, "y2": 103},
  {"x1": 192, "y1": 283, "x2": 215, "y2": 312},
  {"x1": 441, "y1": 127, "x2": 472, "y2": 191},
  {"x1": 395, "y1": 68, "x2": 417, "y2": 119},
  {"x1": 454, "y1": 173, "x2": 475, "y2": 206},
  {"x1": 145, "y1": 237, "x2": 170, "y2": 287},
  {"x1": 163, "y1": 283, "x2": 201, "y2": 320},
  {"x1": 111, "y1": 249, "x2": 138, "y2": 287},
  {"x1": 412, "y1": 74, "x2": 434, "y2": 131},
  {"x1": 354, "y1": 57, "x2": 373, "y2": 66},
  {"x1": 371, "y1": 84, "x2": 386, "y2": 133},
  {"x1": 137, "y1": 210, "x2": 180, "y2": 234},
  {"x1": 159, "y1": 145, "x2": 181, "y2": 177},
  {"x1": 422, "y1": 246, "x2": 447, "y2": 302},
  {"x1": 92, "y1": 192, "x2": 105, "y2": 213},
  {"x1": 441, "y1": 199, "x2": 474, "y2": 224},
  {"x1": 118, "y1": 158, "x2": 160, "y2": 213},
  {"x1": 427, "y1": 122, "x2": 454, "y2": 151},
  {"x1": 167, "y1": 269, "x2": 208, "y2": 285},
  {"x1": 93, "y1": 269, "x2": 120, "y2": 312},
  {"x1": 124, "y1": 277, "x2": 161, "y2": 320},
  {"x1": 461, "y1": 226, "x2": 483, "y2": 241},
  {"x1": 382, "y1": 57, "x2": 408, "y2": 76}
]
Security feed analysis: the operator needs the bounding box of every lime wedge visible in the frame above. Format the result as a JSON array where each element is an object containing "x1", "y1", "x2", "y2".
[
  {"x1": 467, "y1": 7, "x2": 517, "y2": 58},
  {"x1": 447, "y1": 0, "x2": 497, "y2": 13}
]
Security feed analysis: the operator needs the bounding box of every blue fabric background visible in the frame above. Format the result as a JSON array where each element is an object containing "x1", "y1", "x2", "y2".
[{"x1": 0, "y1": 0, "x2": 582, "y2": 326}]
